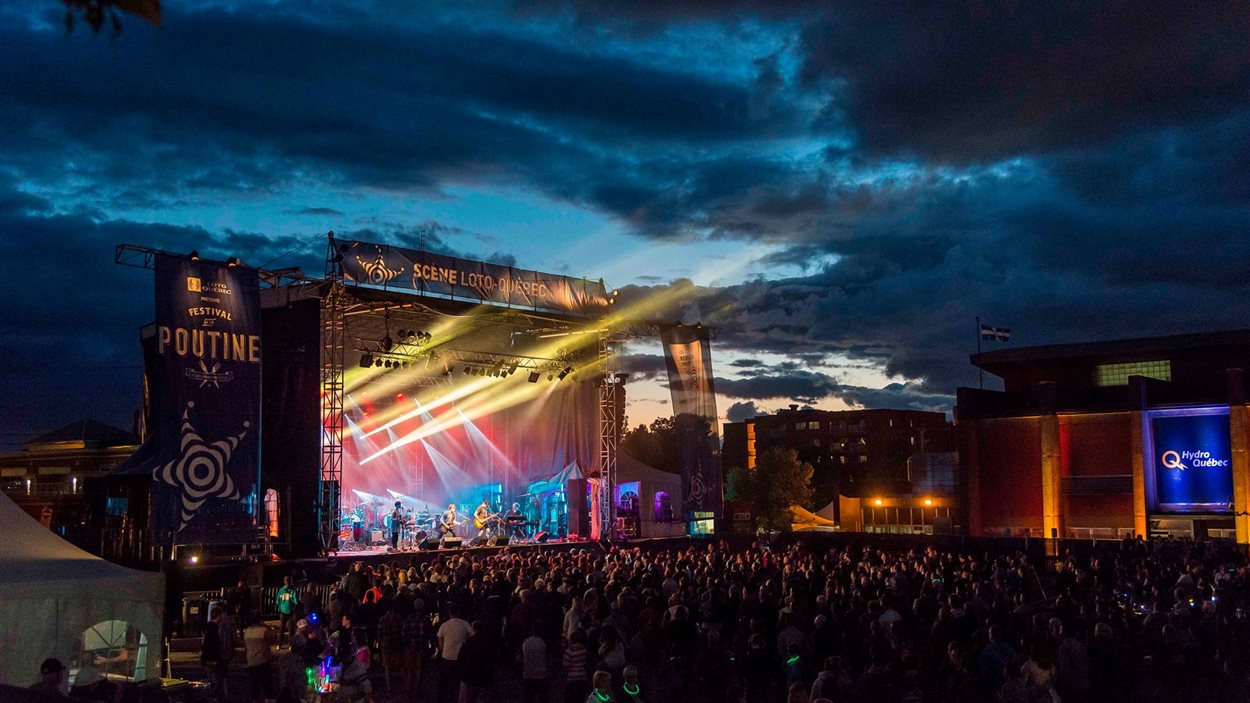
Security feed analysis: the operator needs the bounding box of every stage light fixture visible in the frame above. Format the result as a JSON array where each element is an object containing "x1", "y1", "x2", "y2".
[
  {"x1": 226, "y1": 256, "x2": 241, "y2": 267},
  {"x1": 359, "y1": 354, "x2": 374, "y2": 368},
  {"x1": 188, "y1": 249, "x2": 200, "y2": 260},
  {"x1": 558, "y1": 367, "x2": 573, "y2": 380},
  {"x1": 375, "y1": 358, "x2": 383, "y2": 367},
  {"x1": 528, "y1": 372, "x2": 540, "y2": 383},
  {"x1": 382, "y1": 336, "x2": 394, "y2": 351},
  {"x1": 548, "y1": 374, "x2": 555, "y2": 382}
]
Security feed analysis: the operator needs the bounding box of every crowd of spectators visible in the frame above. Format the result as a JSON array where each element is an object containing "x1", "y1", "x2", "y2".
[{"x1": 196, "y1": 535, "x2": 1250, "y2": 703}]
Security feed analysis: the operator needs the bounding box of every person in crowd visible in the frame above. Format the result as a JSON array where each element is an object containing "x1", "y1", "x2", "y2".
[
  {"x1": 200, "y1": 608, "x2": 227, "y2": 700},
  {"x1": 276, "y1": 575, "x2": 298, "y2": 647},
  {"x1": 457, "y1": 620, "x2": 495, "y2": 703},
  {"x1": 521, "y1": 622, "x2": 549, "y2": 703},
  {"x1": 563, "y1": 628, "x2": 592, "y2": 703},
  {"x1": 30, "y1": 658, "x2": 65, "y2": 696},
  {"x1": 437, "y1": 603, "x2": 472, "y2": 703},
  {"x1": 242, "y1": 613, "x2": 277, "y2": 702},
  {"x1": 587, "y1": 670, "x2": 616, "y2": 703}
]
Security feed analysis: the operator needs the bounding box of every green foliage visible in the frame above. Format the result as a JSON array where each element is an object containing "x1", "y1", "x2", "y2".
[
  {"x1": 732, "y1": 448, "x2": 813, "y2": 531},
  {"x1": 621, "y1": 416, "x2": 678, "y2": 473}
]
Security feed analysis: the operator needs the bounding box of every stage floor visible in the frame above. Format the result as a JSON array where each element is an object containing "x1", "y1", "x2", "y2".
[{"x1": 327, "y1": 534, "x2": 587, "y2": 560}]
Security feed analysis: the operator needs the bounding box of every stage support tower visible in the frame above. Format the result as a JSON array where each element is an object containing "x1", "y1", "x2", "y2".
[
  {"x1": 319, "y1": 233, "x2": 346, "y2": 553},
  {"x1": 598, "y1": 331, "x2": 618, "y2": 540}
]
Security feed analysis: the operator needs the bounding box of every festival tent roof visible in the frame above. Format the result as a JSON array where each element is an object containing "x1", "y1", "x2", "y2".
[
  {"x1": 791, "y1": 503, "x2": 838, "y2": 532},
  {"x1": 527, "y1": 460, "x2": 584, "y2": 496},
  {"x1": 0, "y1": 493, "x2": 164, "y2": 687},
  {"x1": 616, "y1": 452, "x2": 682, "y2": 490}
]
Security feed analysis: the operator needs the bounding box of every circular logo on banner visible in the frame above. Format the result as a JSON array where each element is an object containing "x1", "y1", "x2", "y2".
[
  {"x1": 690, "y1": 472, "x2": 706, "y2": 508},
  {"x1": 1160, "y1": 450, "x2": 1187, "y2": 470},
  {"x1": 154, "y1": 401, "x2": 249, "y2": 530}
]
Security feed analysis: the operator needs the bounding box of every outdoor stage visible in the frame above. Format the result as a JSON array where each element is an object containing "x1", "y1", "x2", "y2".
[{"x1": 106, "y1": 235, "x2": 721, "y2": 564}]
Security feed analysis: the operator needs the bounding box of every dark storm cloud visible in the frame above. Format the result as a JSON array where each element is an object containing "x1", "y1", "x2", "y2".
[
  {"x1": 798, "y1": 2, "x2": 1250, "y2": 162},
  {"x1": 0, "y1": 5, "x2": 785, "y2": 216},
  {"x1": 289, "y1": 207, "x2": 345, "y2": 217},
  {"x1": 714, "y1": 365, "x2": 951, "y2": 412},
  {"x1": 617, "y1": 352, "x2": 668, "y2": 383},
  {"x1": 725, "y1": 400, "x2": 763, "y2": 422}
]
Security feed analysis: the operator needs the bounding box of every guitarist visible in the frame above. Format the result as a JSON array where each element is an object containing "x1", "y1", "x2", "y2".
[
  {"x1": 473, "y1": 498, "x2": 496, "y2": 542},
  {"x1": 439, "y1": 504, "x2": 461, "y2": 548}
]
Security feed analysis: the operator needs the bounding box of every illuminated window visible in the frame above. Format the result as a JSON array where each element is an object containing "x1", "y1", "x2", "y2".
[
  {"x1": 264, "y1": 488, "x2": 280, "y2": 538},
  {"x1": 858, "y1": 454, "x2": 868, "y2": 463},
  {"x1": 1094, "y1": 360, "x2": 1171, "y2": 387}
]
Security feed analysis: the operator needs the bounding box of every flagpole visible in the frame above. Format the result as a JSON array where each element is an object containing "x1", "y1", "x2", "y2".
[{"x1": 976, "y1": 316, "x2": 984, "y2": 390}]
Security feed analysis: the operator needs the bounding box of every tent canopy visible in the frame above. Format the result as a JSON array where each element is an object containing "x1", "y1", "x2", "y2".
[
  {"x1": 0, "y1": 493, "x2": 164, "y2": 686},
  {"x1": 527, "y1": 460, "x2": 583, "y2": 496}
]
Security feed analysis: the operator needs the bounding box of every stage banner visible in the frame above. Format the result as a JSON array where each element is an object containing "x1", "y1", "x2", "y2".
[
  {"x1": 661, "y1": 325, "x2": 723, "y2": 518},
  {"x1": 338, "y1": 238, "x2": 609, "y2": 315},
  {"x1": 115, "y1": 254, "x2": 262, "y2": 544}
]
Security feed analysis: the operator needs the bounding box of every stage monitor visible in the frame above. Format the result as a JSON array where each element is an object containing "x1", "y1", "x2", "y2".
[{"x1": 1147, "y1": 408, "x2": 1233, "y2": 512}]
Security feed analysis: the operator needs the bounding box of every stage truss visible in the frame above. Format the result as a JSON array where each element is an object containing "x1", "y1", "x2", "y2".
[{"x1": 319, "y1": 236, "x2": 346, "y2": 553}]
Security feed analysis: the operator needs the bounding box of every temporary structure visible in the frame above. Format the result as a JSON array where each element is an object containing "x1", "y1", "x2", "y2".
[
  {"x1": 615, "y1": 453, "x2": 685, "y2": 537},
  {"x1": 0, "y1": 492, "x2": 164, "y2": 687}
]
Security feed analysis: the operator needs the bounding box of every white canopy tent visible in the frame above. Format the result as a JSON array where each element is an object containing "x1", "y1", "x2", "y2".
[
  {"x1": 616, "y1": 453, "x2": 685, "y2": 538},
  {"x1": 0, "y1": 492, "x2": 165, "y2": 687}
]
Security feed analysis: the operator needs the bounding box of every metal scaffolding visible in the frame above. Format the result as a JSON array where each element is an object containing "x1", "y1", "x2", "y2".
[
  {"x1": 597, "y1": 331, "x2": 618, "y2": 540},
  {"x1": 318, "y1": 234, "x2": 346, "y2": 553}
]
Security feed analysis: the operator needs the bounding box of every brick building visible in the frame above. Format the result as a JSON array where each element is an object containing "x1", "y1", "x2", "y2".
[
  {"x1": 959, "y1": 328, "x2": 1250, "y2": 543},
  {"x1": 723, "y1": 406, "x2": 953, "y2": 506}
]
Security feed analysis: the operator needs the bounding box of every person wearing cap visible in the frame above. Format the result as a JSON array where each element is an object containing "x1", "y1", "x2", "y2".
[{"x1": 30, "y1": 658, "x2": 65, "y2": 696}]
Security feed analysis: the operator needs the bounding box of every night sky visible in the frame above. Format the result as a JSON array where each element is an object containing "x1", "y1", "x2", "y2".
[{"x1": 3, "y1": 1, "x2": 1249, "y2": 448}]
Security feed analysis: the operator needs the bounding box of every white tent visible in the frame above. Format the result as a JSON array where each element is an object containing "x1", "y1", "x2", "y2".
[
  {"x1": 526, "y1": 460, "x2": 584, "y2": 497},
  {"x1": 0, "y1": 492, "x2": 165, "y2": 687},
  {"x1": 616, "y1": 453, "x2": 685, "y2": 538}
]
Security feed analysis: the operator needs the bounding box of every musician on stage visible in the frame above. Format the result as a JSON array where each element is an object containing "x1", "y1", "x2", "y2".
[
  {"x1": 506, "y1": 501, "x2": 526, "y2": 541},
  {"x1": 389, "y1": 501, "x2": 405, "y2": 549},
  {"x1": 473, "y1": 498, "x2": 493, "y2": 541},
  {"x1": 527, "y1": 495, "x2": 542, "y2": 536},
  {"x1": 440, "y1": 503, "x2": 460, "y2": 547}
]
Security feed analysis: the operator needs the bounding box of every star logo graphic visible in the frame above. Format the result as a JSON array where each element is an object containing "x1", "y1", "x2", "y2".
[
  {"x1": 154, "y1": 401, "x2": 250, "y2": 531},
  {"x1": 353, "y1": 246, "x2": 404, "y2": 285}
]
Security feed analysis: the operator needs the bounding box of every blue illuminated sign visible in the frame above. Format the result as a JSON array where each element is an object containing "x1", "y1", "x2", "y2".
[{"x1": 1150, "y1": 412, "x2": 1233, "y2": 510}]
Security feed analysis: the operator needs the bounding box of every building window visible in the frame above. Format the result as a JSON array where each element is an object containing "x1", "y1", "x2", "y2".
[
  {"x1": 858, "y1": 454, "x2": 868, "y2": 463},
  {"x1": 812, "y1": 438, "x2": 821, "y2": 447},
  {"x1": 910, "y1": 436, "x2": 916, "y2": 445},
  {"x1": 839, "y1": 456, "x2": 847, "y2": 464},
  {"x1": 769, "y1": 428, "x2": 785, "y2": 439},
  {"x1": 1094, "y1": 360, "x2": 1171, "y2": 386}
]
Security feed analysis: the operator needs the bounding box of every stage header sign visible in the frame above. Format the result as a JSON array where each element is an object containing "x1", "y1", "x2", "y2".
[
  {"x1": 1150, "y1": 410, "x2": 1233, "y2": 511},
  {"x1": 339, "y1": 239, "x2": 610, "y2": 315}
]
